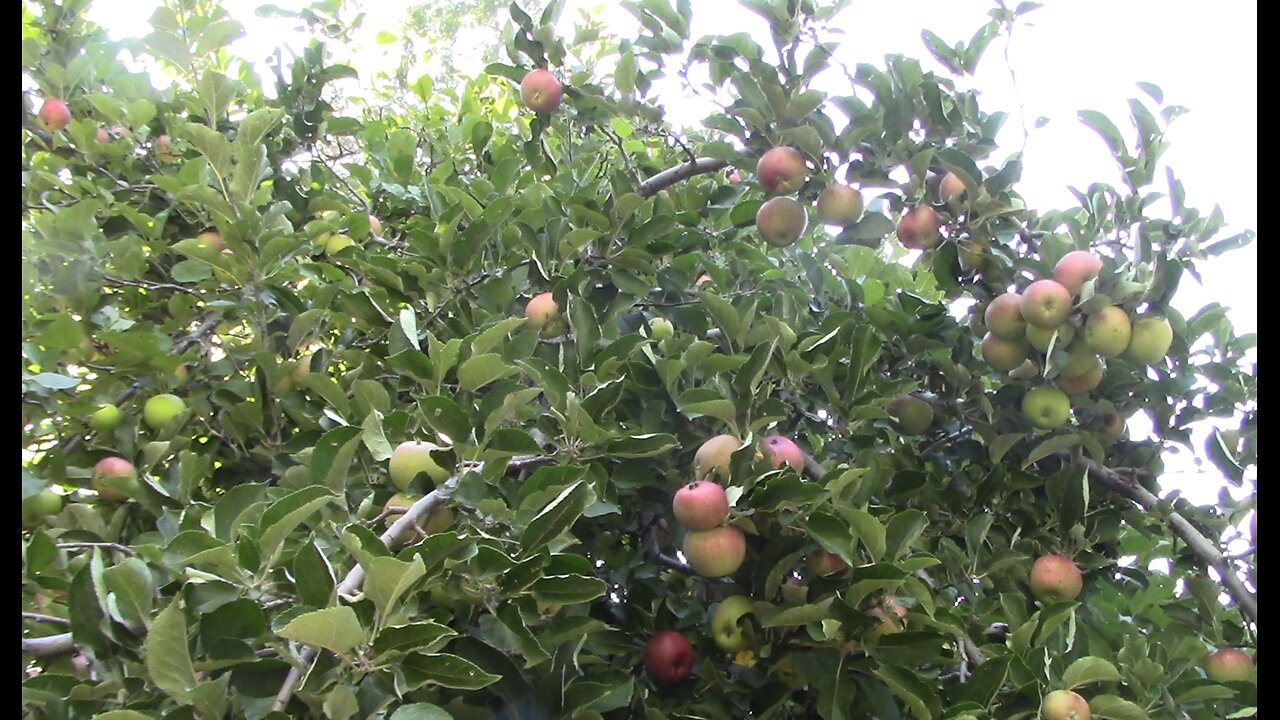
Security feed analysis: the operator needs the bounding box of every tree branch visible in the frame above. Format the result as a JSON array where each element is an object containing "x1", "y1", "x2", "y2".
[
  {"x1": 57, "y1": 542, "x2": 137, "y2": 557},
  {"x1": 22, "y1": 632, "x2": 74, "y2": 659},
  {"x1": 637, "y1": 158, "x2": 730, "y2": 198},
  {"x1": 22, "y1": 612, "x2": 71, "y2": 627}
]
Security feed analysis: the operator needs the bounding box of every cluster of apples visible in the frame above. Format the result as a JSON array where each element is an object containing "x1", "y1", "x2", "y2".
[{"x1": 752, "y1": 146, "x2": 865, "y2": 248}]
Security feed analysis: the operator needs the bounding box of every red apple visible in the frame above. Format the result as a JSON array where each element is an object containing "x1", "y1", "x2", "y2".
[
  {"x1": 896, "y1": 206, "x2": 942, "y2": 250},
  {"x1": 981, "y1": 333, "x2": 1030, "y2": 372},
  {"x1": 1053, "y1": 250, "x2": 1103, "y2": 296},
  {"x1": 1020, "y1": 279, "x2": 1073, "y2": 328},
  {"x1": 672, "y1": 480, "x2": 729, "y2": 531},
  {"x1": 644, "y1": 630, "x2": 694, "y2": 683},
  {"x1": 1029, "y1": 554, "x2": 1083, "y2": 603},
  {"x1": 756, "y1": 196, "x2": 808, "y2": 247},
  {"x1": 92, "y1": 456, "x2": 139, "y2": 503},
  {"x1": 755, "y1": 147, "x2": 807, "y2": 195},
  {"x1": 524, "y1": 292, "x2": 562, "y2": 336},
  {"x1": 815, "y1": 184, "x2": 864, "y2": 227},
  {"x1": 683, "y1": 526, "x2": 747, "y2": 578},
  {"x1": 37, "y1": 98, "x2": 71, "y2": 131},
  {"x1": 520, "y1": 68, "x2": 563, "y2": 113},
  {"x1": 1204, "y1": 646, "x2": 1254, "y2": 683},
  {"x1": 760, "y1": 435, "x2": 804, "y2": 470},
  {"x1": 805, "y1": 549, "x2": 849, "y2": 577},
  {"x1": 1041, "y1": 690, "x2": 1091, "y2": 720},
  {"x1": 984, "y1": 293, "x2": 1027, "y2": 339},
  {"x1": 95, "y1": 126, "x2": 110, "y2": 143}
]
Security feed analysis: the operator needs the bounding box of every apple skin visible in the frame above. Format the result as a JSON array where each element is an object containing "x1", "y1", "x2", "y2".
[
  {"x1": 649, "y1": 317, "x2": 674, "y2": 341},
  {"x1": 388, "y1": 441, "x2": 451, "y2": 491},
  {"x1": 143, "y1": 393, "x2": 187, "y2": 430},
  {"x1": 1204, "y1": 647, "x2": 1254, "y2": 683},
  {"x1": 896, "y1": 206, "x2": 942, "y2": 250},
  {"x1": 89, "y1": 403, "x2": 122, "y2": 432},
  {"x1": 368, "y1": 215, "x2": 382, "y2": 237},
  {"x1": 815, "y1": 185, "x2": 863, "y2": 227},
  {"x1": 760, "y1": 434, "x2": 804, "y2": 470},
  {"x1": 887, "y1": 395, "x2": 934, "y2": 436},
  {"x1": 1008, "y1": 359, "x2": 1040, "y2": 381},
  {"x1": 1029, "y1": 554, "x2": 1083, "y2": 603},
  {"x1": 672, "y1": 480, "x2": 730, "y2": 531},
  {"x1": 1053, "y1": 250, "x2": 1103, "y2": 296},
  {"x1": 694, "y1": 434, "x2": 741, "y2": 480},
  {"x1": 22, "y1": 490, "x2": 64, "y2": 528},
  {"x1": 196, "y1": 230, "x2": 227, "y2": 253},
  {"x1": 1027, "y1": 323, "x2": 1075, "y2": 353},
  {"x1": 1123, "y1": 315, "x2": 1173, "y2": 365},
  {"x1": 1083, "y1": 306, "x2": 1132, "y2": 357},
  {"x1": 683, "y1": 526, "x2": 747, "y2": 578},
  {"x1": 520, "y1": 68, "x2": 563, "y2": 113},
  {"x1": 939, "y1": 171, "x2": 966, "y2": 205},
  {"x1": 324, "y1": 234, "x2": 354, "y2": 255},
  {"x1": 1092, "y1": 412, "x2": 1126, "y2": 443},
  {"x1": 1021, "y1": 386, "x2": 1071, "y2": 430},
  {"x1": 643, "y1": 630, "x2": 695, "y2": 683},
  {"x1": 1058, "y1": 361, "x2": 1104, "y2": 395},
  {"x1": 985, "y1": 293, "x2": 1027, "y2": 339},
  {"x1": 804, "y1": 549, "x2": 849, "y2": 577},
  {"x1": 95, "y1": 126, "x2": 110, "y2": 143},
  {"x1": 1041, "y1": 689, "x2": 1091, "y2": 720},
  {"x1": 1020, "y1": 280, "x2": 1073, "y2": 328},
  {"x1": 524, "y1": 292, "x2": 562, "y2": 336},
  {"x1": 981, "y1": 333, "x2": 1030, "y2": 372},
  {"x1": 37, "y1": 98, "x2": 71, "y2": 131},
  {"x1": 755, "y1": 146, "x2": 807, "y2": 195},
  {"x1": 866, "y1": 599, "x2": 908, "y2": 640},
  {"x1": 92, "y1": 456, "x2": 139, "y2": 503},
  {"x1": 710, "y1": 595, "x2": 756, "y2": 652},
  {"x1": 756, "y1": 196, "x2": 808, "y2": 247}
]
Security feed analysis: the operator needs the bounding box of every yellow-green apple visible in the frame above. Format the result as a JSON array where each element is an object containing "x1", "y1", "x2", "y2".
[
  {"x1": 815, "y1": 184, "x2": 863, "y2": 227},
  {"x1": 1123, "y1": 315, "x2": 1173, "y2": 365},
  {"x1": 1041, "y1": 690, "x2": 1091, "y2": 720},
  {"x1": 92, "y1": 456, "x2": 139, "y2": 503},
  {"x1": 1092, "y1": 412, "x2": 1126, "y2": 443},
  {"x1": 524, "y1": 292, "x2": 562, "y2": 336},
  {"x1": 1083, "y1": 306, "x2": 1132, "y2": 357},
  {"x1": 957, "y1": 239, "x2": 990, "y2": 273},
  {"x1": 644, "y1": 630, "x2": 694, "y2": 683},
  {"x1": 1058, "y1": 361, "x2": 1104, "y2": 395},
  {"x1": 1030, "y1": 554, "x2": 1083, "y2": 603},
  {"x1": 756, "y1": 196, "x2": 808, "y2": 247},
  {"x1": 89, "y1": 403, "x2": 122, "y2": 432},
  {"x1": 755, "y1": 146, "x2": 807, "y2": 195},
  {"x1": 1021, "y1": 386, "x2": 1071, "y2": 430},
  {"x1": 710, "y1": 595, "x2": 756, "y2": 652},
  {"x1": 985, "y1": 293, "x2": 1027, "y2": 339},
  {"x1": 648, "y1": 317, "x2": 674, "y2": 342},
  {"x1": 805, "y1": 549, "x2": 849, "y2": 576},
  {"x1": 195, "y1": 230, "x2": 227, "y2": 253},
  {"x1": 143, "y1": 393, "x2": 187, "y2": 430},
  {"x1": 694, "y1": 434, "x2": 741, "y2": 479},
  {"x1": 1027, "y1": 323, "x2": 1075, "y2": 353},
  {"x1": 887, "y1": 395, "x2": 933, "y2": 435},
  {"x1": 939, "y1": 171, "x2": 967, "y2": 205},
  {"x1": 22, "y1": 490, "x2": 63, "y2": 528},
  {"x1": 1059, "y1": 343, "x2": 1098, "y2": 377},
  {"x1": 172, "y1": 363, "x2": 189, "y2": 388},
  {"x1": 866, "y1": 598, "x2": 908, "y2": 640},
  {"x1": 1053, "y1": 250, "x2": 1103, "y2": 296},
  {"x1": 672, "y1": 480, "x2": 729, "y2": 530},
  {"x1": 683, "y1": 525, "x2": 747, "y2": 578},
  {"x1": 389, "y1": 441, "x2": 450, "y2": 491},
  {"x1": 1204, "y1": 647, "x2": 1254, "y2": 683},
  {"x1": 37, "y1": 98, "x2": 71, "y2": 131},
  {"x1": 520, "y1": 68, "x2": 563, "y2": 113},
  {"x1": 368, "y1": 214, "x2": 382, "y2": 237},
  {"x1": 324, "y1": 233, "x2": 354, "y2": 255},
  {"x1": 1020, "y1": 280, "x2": 1073, "y2": 328},
  {"x1": 981, "y1": 333, "x2": 1030, "y2": 371},
  {"x1": 760, "y1": 434, "x2": 804, "y2": 470},
  {"x1": 896, "y1": 206, "x2": 942, "y2": 250}
]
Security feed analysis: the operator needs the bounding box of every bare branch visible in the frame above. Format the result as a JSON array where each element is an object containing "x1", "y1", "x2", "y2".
[
  {"x1": 22, "y1": 632, "x2": 74, "y2": 659},
  {"x1": 637, "y1": 158, "x2": 730, "y2": 198},
  {"x1": 22, "y1": 613, "x2": 71, "y2": 627}
]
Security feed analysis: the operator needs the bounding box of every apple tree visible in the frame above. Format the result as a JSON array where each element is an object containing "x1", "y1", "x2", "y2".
[{"x1": 21, "y1": 0, "x2": 1257, "y2": 718}]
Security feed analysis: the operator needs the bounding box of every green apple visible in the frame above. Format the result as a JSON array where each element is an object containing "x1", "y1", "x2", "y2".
[
  {"x1": 756, "y1": 196, "x2": 808, "y2": 247},
  {"x1": 143, "y1": 393, "x2": 187, "y2": 430},
  {"x1": 1124, "y1": 315, "x2": 1173, "y2": 365},
  {"x1": 815, "y1": 184, "x2": 863, "y2": 227},
  {"x1": 710, "y1": 595, "x2": 756, "y2": 652},
  {"x1": 1027, "y1": 323, "x2": 1075, "y2": 353},
  {"x1": 694, "y1": 434, "x2": 741, "y2": 480},
  {"x1": 88, "y1": 403, "x2": 122, "y2": 432},
  {"x1": 1041, "y1": 690, "x2": 1091, "y2": 720},
  {"x1": 324, "y1": 233, "x2": 354, "y2": 255},
  {"x1": 887, "y1": 395, "x2": 933, "y2": 435},
  {"x1": 939, "y1": 171, "x2": 967, "y2": 205},
  {"x1": 649, "y1": 317, "x2": 674, "y2": 341},
  {"x1": 1020, "y1": 280, "x2": 1073, "y2": 328},
  {"x1": 683, "y1": 526, "x2": 746, "y2": 578},
  {"x1": 1083, "y1": 306, "x2": 1132, "y2": 357},
  {"x1": 388, "y1": 441, "x2": 451, "y2": 491},
  {"x1": 22, "y1": 489, "x2": 63, "y2": 528},
  {"x1": 1021, "y1": 386, "x2": 1070, "y2": 430}
]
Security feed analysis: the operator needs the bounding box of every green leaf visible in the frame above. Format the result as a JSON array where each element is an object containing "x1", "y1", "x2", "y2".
[
  {"x1": 1063, "y1": 656, "x2": 1122, "y2": 689},
  {"x1": 102, "y1": 557, "x2": 154, "y2": 632},
  {"x1": 884, "y1": 510, "x2": 929, "y2": 561},
  {"x1": 257, "y1": 486, "x2": 335, "y2": 567},
  {"x1": 177, "y1": 121, "x2": 232, "y2": 178},
  {"x1": 519, "y1": 481, "x2": 593, "y2": 557},
  {"x1": 364, "y1": 554, "x2": 428, "y2": 627},
  {"x1": 92, "y1": 712, "x2": 157, "y2": 720},
  {"x1": 29, "y1": 372, "x2": 79, "y2": 390},
  {"x1": 389, "y1": 705, "x2": 454, "y2": 720},
  {"x1": 420, "y1": 395, "x2": 473, "y2": 446},
  {"x1": 310, "y1": 426, "x2": 362, "y2": 491},
  {"x1": 400, "y1": 652, "x2": 502, "y2": 691},
  {"x1": 458, "y1": 353, "x2": 521, "y2": 391},
  {"x1": 872, "y1": 665, "x2": 942, "y2": 719},
  {"x1": 145, "y1": 600, "x2": 196, "y2": 703},
  {"x1": 531, "y1": 574, "x2": 608, "y2": 604},
  {"x1": 844, "y1": 508, "x2": 887, "y2": 562},
  {"x1": 1088, "y1": 694, "x2": 1149, "y2": 720},
  {"x1": 762, "y1": 600, "x2": 833, "y2": 628},
  {"x1": 277, "y1": 606, "x2": 365, "y2": 656},
  {"x1": 1023, "y1": 433, "x2": 1082, "y2": 467},
  {"x1": 362, "y1": 409, "x2": 394, "y2": 461},
  {"x1": 373, "y1": 622, "x2": 457, "y2": 657}
]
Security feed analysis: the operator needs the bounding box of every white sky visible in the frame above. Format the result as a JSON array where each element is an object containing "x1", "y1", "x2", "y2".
[{"x1": 85, "y1": 1, "x2": 1256, "y2": 516}]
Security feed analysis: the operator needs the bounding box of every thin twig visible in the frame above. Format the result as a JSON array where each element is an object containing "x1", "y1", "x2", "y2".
[
  {"x1": 101, "y1": 274, "x2": 202, "y2": 298},
  {"x1": 57, "y1": 542, "x2": 137, "y2": 557},
  {"x1": 22, "y1": 632, "x2": 74, "y2": 659},
  {"x1": 22, "y1": 612, "x2": 72, "y2": 627}
]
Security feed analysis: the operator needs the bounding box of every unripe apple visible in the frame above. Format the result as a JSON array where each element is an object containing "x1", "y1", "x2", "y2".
[
  {"x1": 1053, "y1": 250, "x2": 1103, "y2": 296},
  {"x1": 726, "y1": 170, "x2": 741, "y2": 184},
  {"x1": 710, "y1": 595, "x2": 756, "y2": 652},
  {"x1": 755, "y1": 146, "x2": 807, "y2": 195},
  {"x1": 1123, "y1": 315, "x2": 1173, "y2": 365},
  {"x1": 1083, "y1": 306, "x2": 1132, "y2": 357},
  {"x1": 981, "y1": 333, "x2": 1030, "y2": 372},
  {"x1": 110, "y1": 124, "x2": 132, "y2": 138},
  {"x1": 1027, "y1": 323, "x2": 1075, "y2": 353},
  {"x1": 22, "y1": 489, "x2": 63, "y2": 528},
  {"x1": 1092, "y1": 412, "x2": 1126, "y2": 444},
  {"x1": 815, "y1": 184, "x2": 863, "y2": 227},
  {"x1": 672, "y1": 480, "x2": 729, "y2": 531},
  {"x1": 520, "y1": 68, "x2": 564, "y2": 113},
  {"x1": 1021, "y1": 280, "x2": 1073, "y2": 328},
  {"x1": 866, "y1": 599, "x2": 908, "y2": 640},
  {"x1": 1204, "y1": 647, "x2": 1254, "y2": 683},
  {"x1": 37, "y1": 98, "x2": 71, "y2": 131},
  {"x1": 939, "y1": 171, "x2": 967, "y2": 205},
  {"x1": 1029, "y1": 554, "x2": 1083, "y2": 603},
  {"x1": 368, "y1": 214, "x2": 383, "y2": 237},
  {"x1": 1021, "y1": 386, "x2": 1071, "y2": 430},
  {"x1": 804, "y1": 549, "x2": 849, "y2": 577},
  {"x1": 388, "y1": 441, "x2": 451, "y2": 491},
  {"x1": 694, "y1": 434, "x2": 740, "y2": 480},
  {"x1": 644, "y1": 630, "x2": 694, "y2": 683},
  {"x1": 524, "y1": 292, "x2": 561, "y2": 336},
  {"x1": 1058, "y1": 361, "x2": 1104, "y2": 395},
  {"x1": 683, "y1": 525, "x2": 747, "y2": 578},
  {"x1": 887, "y1": 395, "x2": 933, "y2": 435},
  {"x1": 324, "y1": 233, "x2": 355, "y2": 255},
  {"x1": 760, "y1": 434, "x2": 804, "y2": 470},
  {"x1": 143, "y1": 393, "x2": 187, "y2": 430},
  {"x1": 1041, "y1": 689, "x2": 1091, "y2": 720},
  {"x1": 756, "y1": 196, "x2": 808, "y2": 247},
  {"x1": 896, "y1": 206, "x2": 942, "y2": 250},
  {"x1": 1059, "y1": 343, "x2": 1098, "y2": 377},
  {"x1": 957, "y1": 239, "x2": 989, "y2": 273},
  {"x1": 89, "y1": 403, "x2": 122, "y2": 432},
  {"x1": 648, "y1": 317, "x2": 674, "y2": 341},
  {"x1": 92, "y1": 456, "x2": 139, "y2": 503},
  {"x1": 985, "y1": 293, "x2": 1027, "y2": 339}
]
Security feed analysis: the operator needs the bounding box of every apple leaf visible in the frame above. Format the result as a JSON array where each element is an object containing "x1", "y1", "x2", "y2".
[
  {"x1": 372, "y1": 622, "x2": 458, "y2": 659},
  {"x1": 458, "y1": 353, "x2": 521, "y2": 391},
  {"x1": 531, "y1": 574, "x2": 607, "y2": 604},
  {"x1": 1088, "y1": 694, "x2": 1150, "y2": 720},
  {"x1": 389, "y1": 704, "x2": 454, "y2": 720},
  {"x1": 761, "y1": 599, "x2": 834, "y2": 628},
  {"x1": 145, "y1": 600, "x2": 196, "y2": 703},
  {"x1": 277, "y1": 606, "x2": 365, "y2": 656},
  {"x1": 399, "y1": 652, "x2": 502, "y2": 691},
  {"x1": 1063, "y1": 656, "x2": 1122, "y2": 689},
  {"x1": 519, "y1": 480, "x2": 593, "y2": 557},
  {"x1": 256, "y1": 486, "x2": 335, "y2": 568}
]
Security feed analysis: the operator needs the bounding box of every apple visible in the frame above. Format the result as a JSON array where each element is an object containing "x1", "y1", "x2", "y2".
[
  {"x1": 524, "y1": 292, "x2": 562, "y2": 336},
  {"x1": 694, "y1": 434, "x2": 741, "y2": 480},
  {"x1": 110, "y1": 124, "x2": 132, "y2": 138},
  {"x1": 710, "y1": 595, "x2": 756, "y2": 652},
  {"x1": 154, "y1": 133, "x2": 177, "y2": 162},
  {"x1": 985, "y1": 293, "x2": 1027, "y2": 339},
  {"x1": 1041, "y1": 689, "x2": 1091, "y2": 720},
  {"x1": 755, "y1": 146, "x2": 807, "y2": 195},
  {"x1": 1204, "y1": 646, "x2": 1254, "y2": 683},
  {"x1": 815, "y1": 185, "x2": 863, "y2": 227},
  {"x1": 1123, "y1": 315, "x2": 1173, "y2": 365},
  {"x1": 957, "y1": 239, "x2": 989, "y2": 273},
  {"x1": 1020, "y1": 280, "x2": 1073, "y2": 328},
  {"x1": 89, "y1": 403, "x2": 122, "y2": 432},
  {"x1": 172, "y1": 363, "x2": 189, "y2": 388},
  {"x1": 1083, "y1": 306, "x2": 1132, "y2": 357},
  {"x1": 1029, "y1": 554, "x2": 1083, "y2": 603},
  {"x1": 896, "y1": 206, "x2": 942, "y2": 250},
  {"x1": 981, "y1": 333, "x2": 1030, "y2": 372},
  {"x1": 939, "y1": 171, "x2": 967, "y2": 205},
  {"x1": 520, "y1": 68, "x2": 564, "y2": 113},
  {"x1": 1021, "y1": 386, "x2": 1071, "y2": 430},
  {"x1": 804, "y1": 549, "x2": 848, "y2": 577},
  {"x1": 683, "y1": 525, "x2": 747, "y2": 578},
  {"x1": 324, "y1": 233, "x2": 355, "y2": 255},
  {"x1": 292, "y1": 353, "x2": 314, "y2": 385},
  {"x1": 95, "y1": 126, "x2": 110, "y2": 143},
  {"x1": 1058, "y1": 361, "x2": 1104, "y2": 395},
  {"x1": 389, "y1": 441, "x2": 451, "y2": 491},
  {"x1": 37, "y1": 98, "x2": 71, "y2": 131},
  {"x1": 92, "y1": 456, "x2": 139, "y2": 503},
  {"x1": 727, "y1": 170, "x2": 741, "y2": 184},
  {"x1": 756, "y1": 196, "x2": 808, "y2": 247},
  {"x1": 1027, "y1": 323, "x2": 1075, "y2": 353},
  {"x1": 695, "y1": 273, "x2": 712, "y2": 287},
  {"x1": 1053, "y1": 250, "x2": 1103, "y2": 296},
  {"x1": 887, "y1": 395, "x2": 933, "y2": 435},
  {"x1": 1092, "y1": 412, "x2": 1126, "y2": 443},
  {"x1": 22, "y1": 490, "x2": 63, "y2": 528},
  {"x1": 143, "y1": 393, "x2": 187, "y2": 430},
  {"x1": 195, "y1": 230, "x2": 227, "y2": 253},
  {"x1": 643, "y1": 630, "x2": 694, "y2": 683},
  {"x1": 760, "y1": 434, "x2": 804, "y2": 470},
  {"x1": 1059, "y1": 343, "x2": 1098, "y2": 377},
  {"x1": 648, "y1": 317, "x2": 673, "y2": 341},
  {"x1": 384, "y1": 493, "x2": 454, "y2": 536},
  {"x1": 368, "y1": 214, "x2": 383, "y2": 237},
  {"x1": 866, "y1": 599, "x2": 908, "y2": 640},
  {"x1": 672, "y1": 480, "x2": 729, "y2": 530}
]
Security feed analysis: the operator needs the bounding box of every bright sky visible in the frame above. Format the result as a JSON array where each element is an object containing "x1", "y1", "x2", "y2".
[{"x1": 85, "y1": 1, "x2": 1256, "y2": 517}]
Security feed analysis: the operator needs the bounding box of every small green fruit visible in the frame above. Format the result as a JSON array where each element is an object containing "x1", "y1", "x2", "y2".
[
  {"x1": 143, "y1": 394, "x2": 187, "y2": 430},
  {"x1": 89, "y1": 403, "x2": 122, "y2": 432},
  {"x1": 22, "y1": 490, "x2": 64, "y2": 528}
]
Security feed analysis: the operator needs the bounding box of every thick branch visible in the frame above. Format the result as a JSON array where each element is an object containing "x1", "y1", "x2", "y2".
[
  {"x1": 637, "y1": 158, "x2": 730, "y2": 198},
  {"x1": 22, "y1": 632, "x2": 74, "y2": 659}
]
